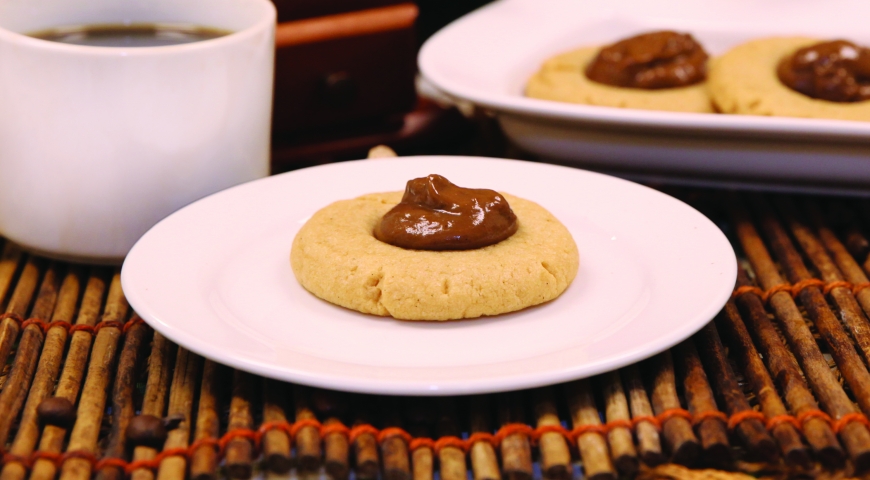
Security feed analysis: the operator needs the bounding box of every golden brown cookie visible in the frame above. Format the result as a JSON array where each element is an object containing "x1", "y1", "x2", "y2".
[
  {"x1": 525, "y1": 46, "x2": 714, "y2": 113},
  {"x1": 290, "y1": 192, "x2": 579, "y2": 321},
  {"x1": 708, "y1": 37, "x2": 870, "y2": 121}
]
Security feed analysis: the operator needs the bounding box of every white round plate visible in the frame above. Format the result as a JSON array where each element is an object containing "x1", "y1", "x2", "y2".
[{"x1": 122, "y1": 156, "x2": 736, "y2": 395}]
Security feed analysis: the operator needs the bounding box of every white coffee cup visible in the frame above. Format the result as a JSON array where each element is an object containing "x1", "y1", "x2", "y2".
[{"x1": 0, "y1": 0, "x2": 276, "y2": 264}]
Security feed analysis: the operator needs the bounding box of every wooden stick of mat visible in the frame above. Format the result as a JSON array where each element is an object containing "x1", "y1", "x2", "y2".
[
  {"x1": 260, "y1": 379, "x2": 292, "y2": 473},
  {"x1": 732, "y1": 198, "x2": 870, "y2": 471},
  {"x1": 531, "y1": 387, "x2": 571, "y2": 480},
  {"x1": 404, "y1": 399, "x2": 434, "y2": 480},
  {"x1": 224, "y1": 369, "x2": 257, "y2": 479},
  {"x1": 564, "y1": 379, "x2": 616, "y2": 480},
  {"x1": 728, "y1": 269, "x2": 841, "y2": 467},
  {"x1": 156, "y1": 348, "x2": 202, "y2": 480},
  {"x1": 0, "y1": 259, "x2": 53, "y2": 445},
  {"x1": 190, "y1": 360, "x2": 221, "y2": 480},
  {"x1": 0, "y1": 254, "x2": 39, "y2": 371},
  {"x1": 97, "y1": 314, "x2": 151, "y2": 480},
  {"x1": 311, "y1": 389, "x2": 350, "y2": 480},
  {"x1": 497, "y1": 392, "x2": 534, "y2": 480},
  {"x1": 0, "y1": 266, "x2": 78, "y2": 480},
  {"x1": 468, "y1": 395, "x2": 499, "y2": 480},
  {"x1": 130, "y1": 331, "x2": 176, "y2": 480},
  {"x1": 29, "y1": 270, "x2": 108, "y2": 480},
  {"x1": 620, "y1": 364, "x2": 665, "y2": 466},
  {"x1": 672, "y1": 338, "x2": 732, "y2": 467},
  {"x1": 435, "y1": 397, "x2": 467, "y2": 480},
  {"x1": 600, "y1": 371, "x2": 639, "y2": 476},
  {"x1": 295, "y1": 385, "x2": 323, "y2": 472},
  {"x1": 379, "y1": 396, "x2": 411, "y2": 480},
  {"x1": 755, "y1": 196, "x2": 870, "y2": 421},
  {"x1": 692, "y1": 322, "x2": 779, "y2": 463},
  {"x1": 0, "y1": 244, "x2": 25, "y2": 370},
  {"x1": 59, "y1": 271, "x2": 129, "y2": 480},
  {"x1": 647, "y1": 351, "x2": 701, "y2": 466},
  {"x1": 804, "y1": 200, "x2": 870, "y2": 335},
  {"x1": 351, "y1": 395, "x2": 380, "y2": 480},
  {"x1": 775, "y1": 196, "x2": 870, "y2": 367}
]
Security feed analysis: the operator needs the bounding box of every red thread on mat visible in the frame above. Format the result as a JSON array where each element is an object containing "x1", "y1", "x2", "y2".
[
  {"x1": 731, "y1": 285, "x2": 765, "y2": 301},
  {"x1": 726, "y1": 410, "x2": 766, "y2": 431},
  {"x1": 409, "y1": 438, "x2": 435, "y2": 452},
  {"x1": 570, "y1": 424, "x2": 607, "y2": 440},
  {"x1": 494, "y1": 423, "x2": 534, "y2": 446},
  {"x1": 531, "y1": 425, "x2": 574, "y2": 445},
  {"x1": 348, "y1": 425, "x2": 380, "y2": 444},
  {"x1": 377, "y1": 427, "x2": 413, "y2": 445},
  {"x1": 797, "y1": 410, "x2": 834, "y2": 427},
  {"x1": 657, "y1": 408, "x2": 693, "y2": 425},
  {"x1": 631, "y1": 415, "x2": 662, "y2": 431},
  {"x1": 433, "y1": 436, "x2": 467, "y2": 454},
  {"x1": 833, "y1": 413, "x2": 870, "y2": 434},
  {"x1": 823, "y1": 280, "x2": 853, "y2": 295},
  {"x1": 852, "y1": 282, "x2": 870, "y2": 296},
  {"x1": 0, "y1": 312, "x2": 23, "y2": 327},
  {"x1": 21, "y1": 318, "x2": 49, "y2": 335},
  {"x1": 218, "y1": 429, "x2": 259, "y2": 456},
  {"x1": 789, "y1": 279, "x2": 826, "y2": 297},
  {"x1": 69, "y1": 324, "x2": 96, "y2": 335},
  {"x1": 764, "y1": 414, "x2": 801, "y2": 432},
  {"x1": 466, "y1": 432, "x2": 497, "y2": 448},
  {"x1": 320, "y1": 422, "x2": 350, "y2": 439},
  {"x1": 691, "y1": 411, "x2": 728, "y2": 427}
]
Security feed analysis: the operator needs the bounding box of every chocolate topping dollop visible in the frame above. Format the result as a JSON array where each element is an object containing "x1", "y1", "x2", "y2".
[
  {"x1": 374, "y1": 175, "x2": 518, "y2": 251},
  {"x1": 777, "y1": 40, "x2": 870, "y2": 102},
  {"x1": 585, "y1": 31, "x2": 708, "y2": 89}
]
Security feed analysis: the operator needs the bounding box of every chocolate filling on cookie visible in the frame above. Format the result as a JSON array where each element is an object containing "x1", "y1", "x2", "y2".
[
  {"x1": 374, "y1": 175, "x2": 518, "y2": 251},
  {"x1": 777, "y1": 40, "x2": 870, "y2": 103},
  {"x1": 585, "y1": 31, "x2": 708, "y2": 89}
]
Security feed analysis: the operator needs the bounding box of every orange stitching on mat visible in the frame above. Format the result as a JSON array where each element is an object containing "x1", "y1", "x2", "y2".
[
  {"x1": 657, "y1": 409, "x2": 693, "y2": 425},
  {"x1": 731, "y1": 285, "x2": 765, "y2": 301},
  {"x1": 570, "y1": 424, "x2": 607, "y2": 441},
  {"x1": 852, "y1": 282, "x2": 870, "y2": 296},
  {"x1": 0, "y1": 312, "x2": 23, "y2": 328},
  {"x1": 726, "y1": 410, "x2": 766, "y2": 430},
  {"x1": 691, "y1": 411, "x2": 728, "y2": 427},
  {"x1": 823, "y1": 280, "x2": 853, "y2": 295},
  {"x1": 764, "y1": 414, "x2": 801, "y2": 432},
  {"x1": 378, "y1": 427, "x2": 413, "y2": 444},
  {"x1": 494, "y1": 423, "x2": 534, "y2": 446},
  {"x1": 409, "y1": 438, "x2": 435, "y2": 451},
  {"x1": 348, "y1": 425, "x2": 380, "y2": 444},
  {"x1": 531, "y1": 425, "x2": 573, "y2": 445},
  {"x1": 320, "y1": 422, "x2": 350, "y2": 438},
  {"x1": 789, "y1": 279, "x2": 826, "y2": 297},
  {"x1": 434, "y1": 436, "x2": 467, "y2": 454},
  {"x1": 797, "y1": 410, "x2": 834, "y2": 427},
  {"x1": 218, "y1": 429, "x2": 259, "y2": 457},
  {"x1": 466, "y1": 432, "x2": 497, "y2": 448},
  {"x1": 763, "y1": 284, "x2": 793, "y2": 303},
  {"x1": 833, "y1": 413, "x2": 870, "y2": 434},
  {"x1": 631, "y1": 415, "x2": 662, "y2": 431}
]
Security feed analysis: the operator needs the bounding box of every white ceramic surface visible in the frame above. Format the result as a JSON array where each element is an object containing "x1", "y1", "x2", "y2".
[
  {"x1": 418, "y1": 0, "x2": 870, "y2": 192},
  {"x1": 121, "y1": 156, "x2": 737, "y2": 395},
  {"x1": 0, "y1": 0, "x2": 276, "y2": 264}
]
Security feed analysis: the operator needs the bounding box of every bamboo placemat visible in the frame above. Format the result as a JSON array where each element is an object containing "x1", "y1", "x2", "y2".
[{"x1": 3, "y1": 189, "x2": 870, "y2": 480}]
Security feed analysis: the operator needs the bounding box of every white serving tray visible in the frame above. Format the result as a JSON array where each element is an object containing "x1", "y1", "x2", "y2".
[{"x1": 418, "y1": 0, "x2": 870, "y2": 194}]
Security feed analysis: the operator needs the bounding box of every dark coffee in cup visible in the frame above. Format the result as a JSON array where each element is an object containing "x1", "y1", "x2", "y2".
[{"x1": 28, "y1": 23, "x2": 231, "y2": 47}]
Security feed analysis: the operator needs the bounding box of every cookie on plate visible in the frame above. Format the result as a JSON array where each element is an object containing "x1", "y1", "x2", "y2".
[
  {"x1": 290, "y1": 192, "x2": 579, "y2": 321},
  {"x1": 708, "y1": 37, "x2": 870, "y2": 121},
  {"x1": 526, "y1": 31, "x2": 714, "y2": 113}
]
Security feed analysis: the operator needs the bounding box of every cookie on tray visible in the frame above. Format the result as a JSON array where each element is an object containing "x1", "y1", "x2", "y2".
[
  {"x1": 708, "y1": 37, "x2": 870, "y2": 121},
  {"x1": 290, "y1": 191, "x2": 579, "y2": 321},
  {"x1": 526, "y1": 31, "x2": 714, "y2": 113}
]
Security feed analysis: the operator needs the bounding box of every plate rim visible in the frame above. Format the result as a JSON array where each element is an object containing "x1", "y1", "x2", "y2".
[{"x1": 121, "y1": 155, "x2": 737, "y2": 395}]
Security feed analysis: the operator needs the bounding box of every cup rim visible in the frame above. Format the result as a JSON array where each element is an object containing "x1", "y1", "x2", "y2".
[{"x1": 0, "y1": 0, "x2": 276, "y2": 55}]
